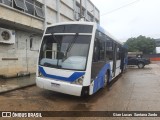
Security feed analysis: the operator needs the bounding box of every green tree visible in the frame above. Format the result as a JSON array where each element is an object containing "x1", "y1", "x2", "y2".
[{"x1": 124, "y1": 35, "x2": 156, "y2": 54}]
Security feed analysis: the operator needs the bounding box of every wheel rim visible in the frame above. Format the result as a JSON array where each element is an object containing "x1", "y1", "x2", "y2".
[{"x1": 138, "y1": 63, "x2": 143, "y2": 68}]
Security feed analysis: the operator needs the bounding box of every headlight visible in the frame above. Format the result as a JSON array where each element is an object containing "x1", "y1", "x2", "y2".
[
  {"x1": 72, "y1": 76, "x2": 84, "y2": 85},
  {"x1": 38, "y1": 71, "x2": 43, "y2": 77}
]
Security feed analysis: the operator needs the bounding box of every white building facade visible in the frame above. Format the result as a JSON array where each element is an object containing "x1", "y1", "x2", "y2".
[{"x1": 0, "y1": 0, "x2": 100, "y2": 77}]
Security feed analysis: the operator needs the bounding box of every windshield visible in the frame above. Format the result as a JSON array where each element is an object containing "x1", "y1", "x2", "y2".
[{"x1": 39, "y1": 35, "x2": 91, "y2": 71}]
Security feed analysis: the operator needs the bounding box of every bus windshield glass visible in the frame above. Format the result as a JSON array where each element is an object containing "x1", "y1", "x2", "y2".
[{"x1": 39, "y1": 34, "x2": 91, "y2": 71}]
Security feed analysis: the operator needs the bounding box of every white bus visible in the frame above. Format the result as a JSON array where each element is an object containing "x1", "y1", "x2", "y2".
[{"x1": 36, "y1": 22, "x2": 127, "y2": 96}]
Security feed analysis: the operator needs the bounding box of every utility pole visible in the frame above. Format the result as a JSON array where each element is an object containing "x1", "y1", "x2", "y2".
[
  {"x1": 26, "y1": 39, "x2": 28, "y2": 73},
  {"x1": 80, "y1": 0, "x2": 83, "y2": 20}
]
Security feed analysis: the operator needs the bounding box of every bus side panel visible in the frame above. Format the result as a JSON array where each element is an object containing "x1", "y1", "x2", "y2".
[
  {"x1": 91, "y1": 62, "x2": 105, "y2": 79},
  {"x1": 91, "y1": 63, "x2": 111, "y2": 94}
]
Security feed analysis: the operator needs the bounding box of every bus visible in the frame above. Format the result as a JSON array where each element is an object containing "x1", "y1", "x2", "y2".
[{"x1": 36, "y1": 22, "x2": 127, "y2": 96}]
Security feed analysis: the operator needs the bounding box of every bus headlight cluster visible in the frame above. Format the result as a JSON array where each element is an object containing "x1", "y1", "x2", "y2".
[
  {"x1": 72, "y1": 76, "x2": 84, "y2": 85},
  {"x1": 38, "y1": 71, "x2": 43, "y2": 77}
]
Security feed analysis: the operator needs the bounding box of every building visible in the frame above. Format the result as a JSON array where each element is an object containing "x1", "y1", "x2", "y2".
[{"x1": 0, "y1": 0, "x2": 100, "y2": 78}]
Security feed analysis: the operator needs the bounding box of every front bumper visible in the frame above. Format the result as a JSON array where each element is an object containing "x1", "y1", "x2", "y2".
[{"x1": 36, "y1": 77, "x2": 82, "y2": 96}]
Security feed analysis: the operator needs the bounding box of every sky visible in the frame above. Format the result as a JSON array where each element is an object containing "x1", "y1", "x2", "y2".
[{"x1": 90, "y1": 0, "x2": 160, "y2": 42}]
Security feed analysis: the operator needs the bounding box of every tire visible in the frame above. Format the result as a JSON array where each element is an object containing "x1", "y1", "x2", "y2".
[
  {"x1": 104, "y1": 71, "x2": 109, "y2": 87},
  {"x1": 138, "y1": 62, "x2": 144, "y2": 69}
]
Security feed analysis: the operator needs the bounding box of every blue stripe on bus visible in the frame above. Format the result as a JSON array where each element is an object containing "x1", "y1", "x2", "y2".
[
  {"x1": 39, "y1": 66, "x2": 85, "y2": 82},
  {"x1": 93, "y1": 63, "x2": 112, "y2": 94}
]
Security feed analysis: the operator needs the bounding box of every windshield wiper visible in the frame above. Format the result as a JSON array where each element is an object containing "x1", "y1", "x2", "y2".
[
  {"x1": 51, "y1": 33, "x2": 60, "y2": 44},
  {"x1": 66, "y1": 33, "x2": 79, "y2": 53},
  {"x1": 62, "y1": 33, "x2": 79, "y2": 61}
]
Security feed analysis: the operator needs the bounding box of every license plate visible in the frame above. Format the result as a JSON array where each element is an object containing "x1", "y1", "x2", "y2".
[{"x1": 51, "y1": 82, "x2": 60, "y2": 88}]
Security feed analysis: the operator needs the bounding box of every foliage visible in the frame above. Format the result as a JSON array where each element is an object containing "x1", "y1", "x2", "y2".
[{"x1": 124, "y1": 35, "x2": 156, "y2": 54}]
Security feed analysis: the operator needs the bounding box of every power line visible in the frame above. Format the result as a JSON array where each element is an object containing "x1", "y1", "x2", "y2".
[{"x1": 101, "y1": 0, "x2": 140, "y2": 16}]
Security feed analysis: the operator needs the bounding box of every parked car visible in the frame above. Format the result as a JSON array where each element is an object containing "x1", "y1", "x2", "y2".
[{"x1": 127, "y1": 56, "x2": 150, "y2": 68}]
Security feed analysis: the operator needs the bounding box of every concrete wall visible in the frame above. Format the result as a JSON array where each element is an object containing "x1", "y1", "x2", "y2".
[
  {"x1": 60, "y1": 2, "x2": 74, "y2": 21},
  {"x1": 46, "y1": 7, "x2": 57, "y2": 24},
  {"x1": 0, "y1": 30, "x2": 41, "y2": 77},
  {"x1": 45, "y1": 0, "x2": 57, "y2": 10},
  {"x1": 86, "y1": 0, "x2": 94, "y2": 13},
  {"x1": 61, "y1": 0, "x2": 74, "y2": 9}
]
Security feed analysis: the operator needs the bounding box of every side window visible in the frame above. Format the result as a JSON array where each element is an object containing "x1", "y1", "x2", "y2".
[
  {"x1": 93, "y1": 39, "x2": 98, "y2": 62},
  {"x1": 93, "y1": 38, "x2": 105, "y2": 62},
  {"x1": 106, "y1": 40, "x2": 113, "y2": 60},
  {"x1": 99, "y1": 40, "x2": 105, "y2": 61}
]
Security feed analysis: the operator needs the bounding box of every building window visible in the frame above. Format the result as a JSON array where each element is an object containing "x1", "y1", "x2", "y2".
[
  {"x1": 0, "y1": 0, "x2": 44, "y2": 19},
  {"x1": 25, "y1": 0, "x2": 34, "y2": 15},
  {"x1": 1, "y1": 0, "x2": 12, "y2": 6},
  {"x1": 96, "y1": 20, "x2": 99, "y2": 24},
  {"x1": 87, "y1": 13, "x2": 93, "y2": 22},
  {"x1": 26, "y1": 0, "x2": 33, "y2": 4},
  {"x1": 35, "y1": 2, "x2": 44, "y2": 18},
  {"x1": 14, "y1": 0, "x2": 27, "y2": 11}
]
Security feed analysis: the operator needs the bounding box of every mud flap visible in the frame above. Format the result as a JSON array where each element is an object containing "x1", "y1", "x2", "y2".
[{"x1": 81, "y1": 86, "x2": 89, "y2": 96}]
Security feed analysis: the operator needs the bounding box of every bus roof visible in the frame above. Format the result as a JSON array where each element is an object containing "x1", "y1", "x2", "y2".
[{"x1": 47, "y1": 21, "x2": 96, "y2": 28}]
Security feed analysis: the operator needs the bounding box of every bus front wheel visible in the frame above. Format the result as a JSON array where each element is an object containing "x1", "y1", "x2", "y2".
[{"x1": 104, "y1": 71, "x2": 110, "y2": 88}]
